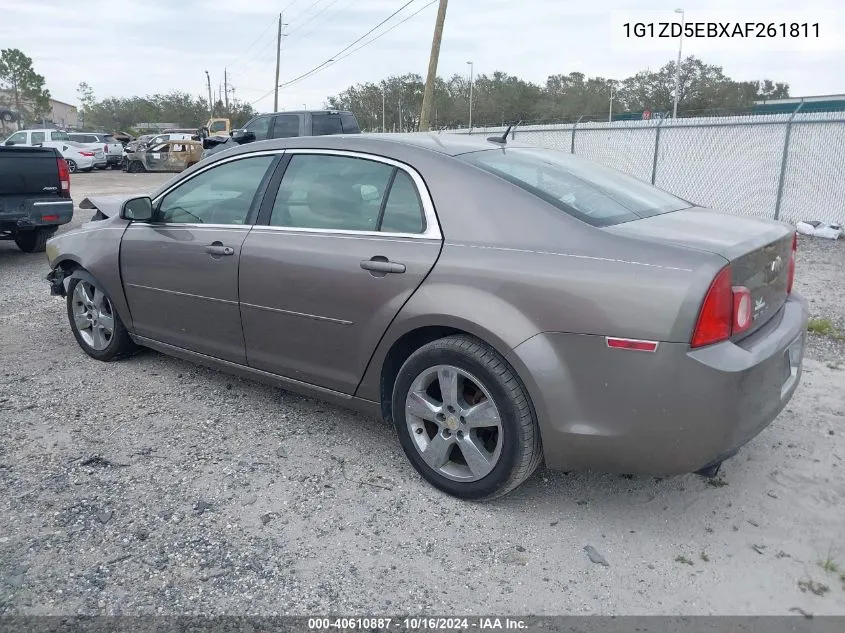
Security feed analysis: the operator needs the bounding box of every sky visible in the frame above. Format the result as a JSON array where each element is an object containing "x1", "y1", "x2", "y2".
[{"x1": 1, "y1": 0, "x2": 842, "y2": 115}]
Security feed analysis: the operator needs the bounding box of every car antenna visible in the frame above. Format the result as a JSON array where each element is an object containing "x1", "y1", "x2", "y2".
[{"x1": 486, "y1": 120, "x2": 521, "y2": 145}]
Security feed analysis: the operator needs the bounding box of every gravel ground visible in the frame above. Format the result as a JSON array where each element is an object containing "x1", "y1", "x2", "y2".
[{"x1": 1, "y1": 171, "x2": 844, "y2": 616}]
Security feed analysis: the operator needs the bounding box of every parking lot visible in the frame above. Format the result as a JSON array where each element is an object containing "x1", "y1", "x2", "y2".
[{"x1": 1, "y1": 170, "x2": 844, "y2": 615}]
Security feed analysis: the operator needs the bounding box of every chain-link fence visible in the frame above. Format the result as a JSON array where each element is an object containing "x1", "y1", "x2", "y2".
[{"x1": 436, "y1": 112, "x2": 845, "y2": 226}]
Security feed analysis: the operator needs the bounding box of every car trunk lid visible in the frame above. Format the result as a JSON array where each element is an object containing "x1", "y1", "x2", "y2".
[{"x1": 605, "y1": 207, "x2": 794, "y2": 336}]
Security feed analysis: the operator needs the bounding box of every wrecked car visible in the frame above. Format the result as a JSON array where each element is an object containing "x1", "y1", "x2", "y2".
[{"x1": 124, "y1": 139, "x2": 203, "y2": 173}]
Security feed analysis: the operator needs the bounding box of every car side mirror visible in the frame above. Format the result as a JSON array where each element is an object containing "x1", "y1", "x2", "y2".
[
  {"x1": 120, "y1": 196, "x2": 153, "y2": 221},
  {"x1": 231, "y1": 129, "x2": 255, "y2": 144}
]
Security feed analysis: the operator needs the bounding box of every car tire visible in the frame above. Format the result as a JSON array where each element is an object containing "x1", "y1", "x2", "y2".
[
  {"x1": 391, "y1": 334, "x2": 542, "y2": 499},
  {"x1": 128, "y1": 161, "x2": 144, "y2": 173},
  {"x1": 66, "y1": 276, "x2": 135, "y2": 362},
  {"x1": 110, "y1": 163, "x2": 121, "y2": 170},
  {"x1": 13, "y1": 227, "x2": 54, "y2": 253},
  {"x1": 95, "y1": 165, "x2": 107, "y2": 170},
  {"x1": 65, "y1": 159, "x2": 78, "y2": 173}
]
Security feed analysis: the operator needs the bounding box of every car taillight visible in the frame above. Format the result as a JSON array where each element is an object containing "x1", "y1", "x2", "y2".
[
  {"x1": 690, "y1": 266, "x2": 752, "y2": 348},
  {"x1": 79, "y1": 151, "x2": 95, "y2": 156},
  {"x1": 787, "y1": 232, "x2": 797, "y2": 294},
  {"x1": 104, "y1": 144, "x2": 108, "y2": 153},
  {"x1": 57, "y1": 157, "x2": 70, "y2": 198}
]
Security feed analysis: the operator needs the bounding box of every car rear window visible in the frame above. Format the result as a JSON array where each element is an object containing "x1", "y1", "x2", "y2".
[
  {"x1": 459, "y1": 148, "x2": 692, "y2": 227},
  {"x1": 311, "y1": 114, "x2": 343, "y2": 136},
  {"x1": 103, "y1": 135, "x2": 117, "y2": 143},
  {"x1": 340, "y1": 113, "x2": 360, "y2": 134},
  {"x1": 51, "y1": 131, "x2": 70, "y2": 141}
]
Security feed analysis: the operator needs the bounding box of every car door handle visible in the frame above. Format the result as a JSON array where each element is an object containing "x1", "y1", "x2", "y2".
[
  {"x1": 206, "y1": 243, "x2": 234, "y2": 256},
  {"x1": 360, "y1": 257, "x2": 406, "y2": 274}
]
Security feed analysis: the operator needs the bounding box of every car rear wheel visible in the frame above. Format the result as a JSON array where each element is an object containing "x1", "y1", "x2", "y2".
[
  {"x1": 14, "y1": 227, "x2": 55, "y2": 253},
  {"x1": 391, "y1": 335, "x2": 542, "y2": 499},
  {"x1": 127, "y1": 161, "x2": 145, "y2": 173},
  {"x1": 65, "y1": 159, "x2": 78, "y2": 173},
  {"x1": 66, "y1": 277, "x2": 135, "y2": 361}
]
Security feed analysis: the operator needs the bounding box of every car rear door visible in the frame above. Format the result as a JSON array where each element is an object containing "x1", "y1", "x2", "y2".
[
  {"x1": 238, "y1": 149, "x2": 443, "y2": 394},
  {"x1": 120, "y1": 152, "x2": 280, "y2": 363}
]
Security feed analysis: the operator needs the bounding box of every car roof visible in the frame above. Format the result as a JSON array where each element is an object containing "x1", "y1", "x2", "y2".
[{"x1": 219, "y1": 132, "x2": 535, "y2": 159}]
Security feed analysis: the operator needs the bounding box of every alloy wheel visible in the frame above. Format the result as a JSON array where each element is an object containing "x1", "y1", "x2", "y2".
[
  {"x1": 404, "y1": 364, "x2": 503, "y2": 482},
  {"x1": 71, "y1": 281, "x2": 115, "y2": 351}
]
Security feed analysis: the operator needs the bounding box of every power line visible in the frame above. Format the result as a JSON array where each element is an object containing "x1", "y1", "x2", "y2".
[
  {"x1": 278, "y1": 0, "x2": 418, "y2": 89},
  {"x1": 250, "y1": 0, "x2": 434, "y2": 107},
  {"x1": 331, "y1": 0, "x2": 438, "y2": 65},
  {"x1": 227, "y1": 22, "x2": 275, "y2": 70},
  {"x1": 285, "y1": 0, "x2": 343, "y2": 38},
  {"x1": 284, "y1": 0, "x2": 358, "y2": 46}
]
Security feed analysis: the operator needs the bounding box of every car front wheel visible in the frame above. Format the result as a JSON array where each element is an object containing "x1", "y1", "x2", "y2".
[
  {"x1": 66, "y1": 277, "x2": 135, "y2": 361},
  {"x1": 391, "y1": 335, "x2": 542, "y2": 499}
]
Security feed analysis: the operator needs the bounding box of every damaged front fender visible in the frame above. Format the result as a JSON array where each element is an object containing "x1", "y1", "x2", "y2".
[{"x1": 45, "y1": 265, "x2": 96, "y2": 297}]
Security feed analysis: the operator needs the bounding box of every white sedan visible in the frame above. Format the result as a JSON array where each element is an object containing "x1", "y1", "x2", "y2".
[{"x1": 58, "y1": 141, "x2": 106, "y2": 173}]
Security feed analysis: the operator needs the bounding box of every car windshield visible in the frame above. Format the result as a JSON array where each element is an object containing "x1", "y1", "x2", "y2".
[{"x1": 459, "y1": 147, "x2": 692, "y2": 227}]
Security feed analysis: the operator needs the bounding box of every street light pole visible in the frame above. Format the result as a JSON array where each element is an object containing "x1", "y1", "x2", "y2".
[
  {"x1": 673, "y1": 8, "x2": 685, "y2": 119},
  {"x1": 382, "y1": 82, "x2": 386, "y2": 133},
  {"x1": 467, "y1": 60, "x2": 474, "y2": 133},
  {"x1": 608, "y1": 81, "x2": 615, "y2": 122}
]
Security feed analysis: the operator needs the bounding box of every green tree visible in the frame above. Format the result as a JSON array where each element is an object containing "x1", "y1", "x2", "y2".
[{"x1": 0, "y1": 48, "x2": 51, "y2": 127}]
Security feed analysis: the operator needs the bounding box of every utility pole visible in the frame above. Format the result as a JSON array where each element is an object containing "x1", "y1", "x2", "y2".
[
  {"x1": 274, "y1": 13, "x2": 283, "y2": 112},
  {"x1": 673, "y1": 8, "x2": 685, "y2": 118},
  {"x1": 205, "y1": 70, "x2": 213, "y2": 118},
  {"x1": 382, "y1": 82, "x2": 386, "y2": 133},
  {"x1": 418, "y1": 0, "x2": 448, "y2": 132},
  {"x1": 466, "y1": 60, "x2": 473, "y2": 132},
  {"x1": 224, "y1": 68, "x2": 229, "y2": 110}
]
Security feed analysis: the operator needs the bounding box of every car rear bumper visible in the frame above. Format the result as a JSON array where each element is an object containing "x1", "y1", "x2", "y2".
[
  {"x1": 511, "y1": 293, "x2": 809, "y2": 475},
  {"x1": 0, "y1": 199, "x2": 74, "y2": 231}
]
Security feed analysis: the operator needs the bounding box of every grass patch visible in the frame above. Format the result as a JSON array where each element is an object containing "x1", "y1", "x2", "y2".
[
  {"x1": 820, "y1": 556, "x2": 840, "y2": 574},
  {"x1": 807, "y1": 317, "x2": 843, "y2": 338},
  {"x1": 707, "y1": 477, "x2": 729, "y2": 488},
  {"x1": 675, "y1": 555, "x2": 694, "y2": 566},
  {"x1": 700, "y1": 551, "x2": 710, "y2": 562}
]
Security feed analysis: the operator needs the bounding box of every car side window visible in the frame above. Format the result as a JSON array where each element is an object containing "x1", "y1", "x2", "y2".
[
  {"x1": 7, "y1": 132, "x2": 26, "y2": 144},
  {"x1": 245, "y1": 115, "x2": 272, "y2": 140},
  {"x1": 155, "y1": 155, "x2": 275, "y2": 226},
  {"x1": 340, "y1": 113, "x2": 360, "y2": 134},
  {"x1": 269, "y1": 154, "x2": 393, "y2": 231},
  {"x1": 378, "y1": 170, "x2": 425, "y2": 234},
  {"x1": 271, "y1": 115, "x2": 300, "y2": 138},
  {"x1": 31, "y1": 132, "x2": 45, "y2": 144},
  {"x1": 311, "y1": 114, "x2": 343, "y2": 135}
]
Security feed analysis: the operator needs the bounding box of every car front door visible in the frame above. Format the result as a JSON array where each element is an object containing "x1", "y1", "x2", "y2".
[
  {"x1": 144, "y1": 142, "x2": 171, "y2": 171},
  {"x1": 238, "y1": 150, "x2": 443, "y2": 394},
  {"x1": 120, "y1": 152, "x2": 279, "y2": 363}
]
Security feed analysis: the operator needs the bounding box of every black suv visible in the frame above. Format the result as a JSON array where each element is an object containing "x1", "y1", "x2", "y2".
[{"x1": 202, "y1": 110, "x2": 360, "y2": 159}]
